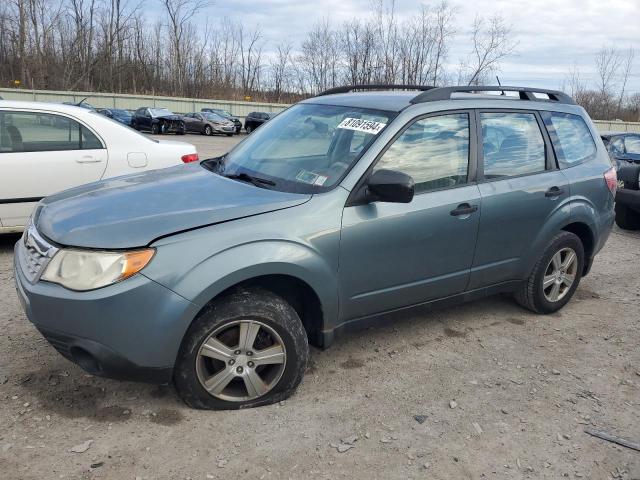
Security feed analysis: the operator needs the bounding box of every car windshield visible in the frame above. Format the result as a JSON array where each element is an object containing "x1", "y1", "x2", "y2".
[
  {"x1": 204, "y1": 112, "x2": 226, "y2": 122},
  {"x1": 149, "y1": 108, "x2": 173, "y2": 117},
  {"x1": 203, "y1": 103, "x2": 394, "y2": 193},
  {"x1": 625, "y1": 136, "x2": 640, "y2": 154}
]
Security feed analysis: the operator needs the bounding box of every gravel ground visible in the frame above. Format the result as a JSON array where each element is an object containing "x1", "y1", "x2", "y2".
[{"x1": 0, "y1": 135, "x2": 639, "y2": 479}]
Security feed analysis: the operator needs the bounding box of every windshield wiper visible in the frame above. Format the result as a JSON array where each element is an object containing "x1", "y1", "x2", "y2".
[{"x1": 223, "y1": 172, "x2": 276, "y2": 188}]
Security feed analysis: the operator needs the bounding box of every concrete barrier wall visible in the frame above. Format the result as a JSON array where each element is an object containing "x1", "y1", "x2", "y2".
[
  {"x1": 2, "y1": 88, "x2": 639, "y2": 132},
  {"x1": 0, "y1": 88, "x2": 289, "y2": 122}
]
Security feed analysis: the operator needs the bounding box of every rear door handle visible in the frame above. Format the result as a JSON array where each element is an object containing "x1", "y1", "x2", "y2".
[
  {"x1": 450, "y1": 203, "x2": 478, "y2": 216},
  {"x1": 545, "y1": 186, "x2": 564, "y2": 198},
  {"x1": 77, "y1": 155, "x2": 101, "y2": 163}
]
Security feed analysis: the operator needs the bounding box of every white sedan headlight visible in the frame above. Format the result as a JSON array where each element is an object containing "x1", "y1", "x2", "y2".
[{"x1": 42, "y1": 249, "x2": 155, "y2": 291}]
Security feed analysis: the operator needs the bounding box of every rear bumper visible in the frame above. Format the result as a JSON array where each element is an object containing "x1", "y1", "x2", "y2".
[
  {"x1": 616, "y1": 188, "x2": 640, "y2": 211},
  {"x1": 14, "y1": 244, "x2": 200, "y2": 383}
]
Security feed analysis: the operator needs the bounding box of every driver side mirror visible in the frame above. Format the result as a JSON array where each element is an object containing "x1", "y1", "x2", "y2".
[{"x1": 367, "y1": 169, "x2": 414, "y2": 203}]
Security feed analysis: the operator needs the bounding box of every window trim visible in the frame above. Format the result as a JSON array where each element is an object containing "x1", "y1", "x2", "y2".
[
  {"x1": 475, "y1": 108, "x2": 554, "y2": 183},
  {"x1": 0, "y1": 109, "x2": 106, "y2": 153},
  {"x1": 539, "y1": 110, "x2": 597, "y2": 170},
  {"x1": 346, "y1": 109, "x2": 478, "y2": 206}
]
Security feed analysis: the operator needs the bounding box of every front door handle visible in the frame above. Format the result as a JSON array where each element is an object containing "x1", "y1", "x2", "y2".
[
  {"x1": 545, "y1": 186, "x2": 564, "y2": 198},
  {"x1": 450, "y1": 203, "x2": 478, "y2": 216}
]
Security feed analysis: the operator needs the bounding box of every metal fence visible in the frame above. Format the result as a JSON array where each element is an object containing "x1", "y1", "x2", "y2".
[
  {"x1": 0, "y1": 88, "x2": 289, "y2": 121},
  {"x1": 2, "y1": 87, "x2": 640, "y2": 132}
]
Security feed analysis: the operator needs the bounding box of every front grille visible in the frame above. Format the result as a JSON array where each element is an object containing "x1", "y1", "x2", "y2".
[{"x1": 17, "y1": 225, "x2": 58, "y2": 283}]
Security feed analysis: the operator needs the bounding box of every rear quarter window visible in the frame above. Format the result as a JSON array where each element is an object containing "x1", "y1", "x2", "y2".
[{"x1": 541, "y1": 111, "x2": 597, "y2": 168}]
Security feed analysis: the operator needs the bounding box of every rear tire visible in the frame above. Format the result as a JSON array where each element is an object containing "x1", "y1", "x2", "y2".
[
  {"x1": 245, "y1": 126, "x2": 252, "y2": 134},
  {"x1": 174, "y1": 288, "x2": 309, "y2": 410},
  {"x1": 615, "y1": 203, "x2": 640, "y2": 230},
  {"x1": 515, "y1": 231, "x2": 584, "y2": 314}
]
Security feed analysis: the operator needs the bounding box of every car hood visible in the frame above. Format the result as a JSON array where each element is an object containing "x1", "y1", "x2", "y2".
[
  {"x1": 154, "y1": 114, "x2": 183, "y2": 121},
  {"x1": 36, "y1": 163, "x2": 311, "y2": 249}
]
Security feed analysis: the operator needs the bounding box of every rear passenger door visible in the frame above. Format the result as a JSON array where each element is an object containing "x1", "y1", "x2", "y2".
[
  {"x1": 0, "y1": 110, "x2": 107, "y2": 227},
  {"x1": 468, "y1": 110, "x2": 570, "y2": 289}
]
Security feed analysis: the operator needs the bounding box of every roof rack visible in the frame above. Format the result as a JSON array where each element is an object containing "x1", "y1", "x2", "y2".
[
  {"x1": 410, "y1": 86, "x2": 576, "y2": 105},
  {"x1": 316, "y1": 84, "x2": 435, "y2": 97}
]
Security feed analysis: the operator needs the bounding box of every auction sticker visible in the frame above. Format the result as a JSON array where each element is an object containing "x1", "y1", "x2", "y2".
[{"x1": 337, "y1": 117, "x2": 386, "y2": 135}]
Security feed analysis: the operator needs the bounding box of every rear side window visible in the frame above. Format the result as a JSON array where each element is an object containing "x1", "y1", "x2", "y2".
[
  {"x1": 0, "y1": 111, "x2": 104, "y2": 153},
  {"x1": 541, "y1": 112, "x2": 596, "y2": 168},
  {"x1": 625, "y1": 136, "x2": 640, "y2": 154},
  {"x1": 480, "y1": 112, "x2": 546, "y2": 179}
]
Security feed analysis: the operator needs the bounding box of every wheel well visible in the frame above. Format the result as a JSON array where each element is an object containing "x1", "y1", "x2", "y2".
[
  {"x1": 561, "y1": 222, "x2": 594, "y2": 274},
  {"x1": 213, "y1": 275, "x2": 324, "y2": 348}
]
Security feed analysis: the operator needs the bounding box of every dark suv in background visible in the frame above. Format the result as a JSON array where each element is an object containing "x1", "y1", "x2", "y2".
[
  {"x1": 244, "y1": 111, "x2": 272, "y2": 133},
  {"x1": 15, "y1": 85, "x2": 615, "y2": 410}
]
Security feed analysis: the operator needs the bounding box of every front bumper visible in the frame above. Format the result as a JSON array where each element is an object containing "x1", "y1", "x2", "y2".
[
  {"x1": 616, "y1": 188, "x2": 640, "y2": 212},
  {"x1": 14, "y1": 244, "x2": 200, "y2": 383}
]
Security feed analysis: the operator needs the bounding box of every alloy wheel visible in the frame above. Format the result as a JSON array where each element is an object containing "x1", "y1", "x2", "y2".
[
  {"x1": 542, "y1": 247, "x2": 578, "y2": 302},
  {"x1": 195, "y1": 320, "x2": 286, "y2": 402}
]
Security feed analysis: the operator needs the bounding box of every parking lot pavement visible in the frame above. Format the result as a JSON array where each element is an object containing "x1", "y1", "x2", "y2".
[
  {"x1": 149, "y1": 132, "x2": 243, "y2": 158},
  {"x1": 1, "y1": 198, "x2": 639, "y2": 476}
]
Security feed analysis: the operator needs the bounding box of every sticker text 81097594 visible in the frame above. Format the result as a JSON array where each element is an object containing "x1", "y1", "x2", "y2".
[{"x1": 337, "y1": 118, "x2": 387, "y2": 135}]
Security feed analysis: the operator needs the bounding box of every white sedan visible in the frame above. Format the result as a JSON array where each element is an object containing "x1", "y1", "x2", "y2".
[{"x1": 0, "y1": 100, "x2": 199, "y2": 232}]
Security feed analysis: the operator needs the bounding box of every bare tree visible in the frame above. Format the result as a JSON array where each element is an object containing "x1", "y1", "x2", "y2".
[{"x1": 461, "y1": 14, "x2": 517, "y2": 86}]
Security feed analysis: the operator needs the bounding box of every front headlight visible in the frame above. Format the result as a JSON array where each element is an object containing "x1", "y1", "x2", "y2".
[{"x1": 41, "y1": 248, "x2": 155, "y2": 291}]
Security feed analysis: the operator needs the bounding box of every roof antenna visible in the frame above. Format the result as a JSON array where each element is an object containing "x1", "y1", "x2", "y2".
[
  {"x1": 496, "y1": 76, "x2": 505, "y2": 96},
  {"x1": 76, "y1": 96, "x2": 90, "y2": 105}
]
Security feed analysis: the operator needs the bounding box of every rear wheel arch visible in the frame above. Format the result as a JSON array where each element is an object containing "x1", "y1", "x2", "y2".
[{"x1": 561, "y1": 221, "x2": 595, "y2": 274}]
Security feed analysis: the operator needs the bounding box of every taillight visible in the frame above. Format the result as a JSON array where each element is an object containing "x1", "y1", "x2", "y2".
[
  {"x1": 604, "y1": 167, "x2": 617, "y2": 195},
  {"x1": 181, "y1": 153, "x2": 199, "y2": 163}
]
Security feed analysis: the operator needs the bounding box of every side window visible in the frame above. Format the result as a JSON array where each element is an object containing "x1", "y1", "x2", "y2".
[
  {"x1": 625, "y1": 136, "x2": 640, "y2": 154},
  {"x1": 540, "y1": 111, "x2": 597, "y2": 168},
  {"x1": 80, "y1": 125, "x2": 103, "y2": 149},
  {"x1": 135, "y1": 108, "x2": 144, "y2": 116},
  {"x1": 0, "y1": 111, "x2": 102, "y2": 153},
  {"x1": 374, "y1": 113, "x2": 470, "y2": 193},
  {"x1": 610, "y1": 137, "x2": 624, "y2": 155},
  {"x1": 480, "y1": 112, "x2": 546, "y2": 178}
]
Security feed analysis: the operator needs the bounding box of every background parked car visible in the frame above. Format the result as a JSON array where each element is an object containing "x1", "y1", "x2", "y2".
[
  {"x1": 132, "y1": 107, "x2": 186, "y2": 135},
  {"x1": 62, "y1": 100, "x2": 96, "y2": 110},
  {"x1": 244, "y1": 111, "x2": 272, "y2": 133},
  {"x1": 97, "y1": 108, "x2": 134, "y2": 126},
  {"x1": 613, "y1": 162, "x2": 640, "y2": 230},
  {"x1": 201, "y1": 108, "x2": 242, "y2": 134},
  {"x1": 0, "y1": 100, "x2": 198, "y2": 231},
  {"x1": 601, "y1": 132, "x2": 640, "y2": 169},
  {"x1": 183, "y1": 112, "x2": 235, "y2": 136}
]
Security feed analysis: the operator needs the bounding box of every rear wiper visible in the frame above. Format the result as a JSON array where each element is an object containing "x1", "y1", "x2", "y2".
[{"x1": 223, "y1": 172, "x2": 276, "y2": 188}]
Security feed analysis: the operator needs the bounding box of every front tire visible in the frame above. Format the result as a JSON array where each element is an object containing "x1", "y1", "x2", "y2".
[
  {"x1": 615, "y1": 203, "x2": 640, "y2": 230},
  {"x1": 515, "y1": 231, "x2": 584, "y2": 314},
  {"x1": 245, "y1": 125, "x2": 252, "y2": 134},
  {"x1": 174, "y1": 288, "x2": 309, "y2": 410},
  {"x1": 151, "y1": 123, "x2": 159, "y2": 135},
  {"x1": 204, "y1": 125, "x2": 212, "y2": 136}
]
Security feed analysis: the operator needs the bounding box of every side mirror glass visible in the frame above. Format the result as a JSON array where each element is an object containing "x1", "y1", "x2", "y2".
[{"x1": 367, "y1": 169, "x2": 414, "y2": 203}]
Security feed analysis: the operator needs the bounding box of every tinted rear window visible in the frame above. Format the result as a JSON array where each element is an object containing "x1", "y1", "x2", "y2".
[{"x1": 541, "y1": 112, "x2": 597, "y2": 168}]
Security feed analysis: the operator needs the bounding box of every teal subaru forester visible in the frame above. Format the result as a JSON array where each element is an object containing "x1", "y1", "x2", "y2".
[{"x1": 15, "y1": 85, "x2": 616, "y2": 409}]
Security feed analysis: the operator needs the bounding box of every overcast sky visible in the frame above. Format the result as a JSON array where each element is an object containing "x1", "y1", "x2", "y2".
[{"x1": 199, "y1": 0, "x2": 640, "y2": 93}]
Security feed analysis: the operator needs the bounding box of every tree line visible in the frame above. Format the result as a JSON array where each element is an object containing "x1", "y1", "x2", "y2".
[{"x1": 0, "y1": 0, "x2": 637, "y2": 120}]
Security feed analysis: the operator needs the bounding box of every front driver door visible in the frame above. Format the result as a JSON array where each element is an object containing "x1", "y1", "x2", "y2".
[{"x1": 339, "y1": 112, "x2": 481, "y2": 321}]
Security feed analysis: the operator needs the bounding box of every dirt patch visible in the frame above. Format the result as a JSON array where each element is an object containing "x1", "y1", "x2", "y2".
[
  {"x1": 149, "y1": 408, "x2": 184, "y2": 426},
  {"x1": 443, "y1": 327, "x2": 467, "y2": 338},
  {"x1": 506, "y1": 318, "x2": 525, "y2": 325},
  {"x1": 340, "y1": 357, "x2": 365, "y2": 369}
]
